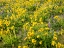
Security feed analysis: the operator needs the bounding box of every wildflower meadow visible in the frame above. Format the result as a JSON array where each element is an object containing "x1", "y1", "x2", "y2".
[{"x1": 0, "y1": 0, "x2": 64, "y2": 48}]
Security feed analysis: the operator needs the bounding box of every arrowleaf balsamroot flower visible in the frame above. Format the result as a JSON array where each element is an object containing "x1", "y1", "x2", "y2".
[{"x1": 32, "y1": 39, "x2": 36, "y2": 45}]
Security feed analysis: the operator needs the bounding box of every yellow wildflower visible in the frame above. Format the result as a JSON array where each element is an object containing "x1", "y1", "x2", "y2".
[
  {"x1": 45, "y1": 27, "x2": 50, "y2": 30},
  {"x1": 23, "y1": 46, "x2": 28, "y2": 48},
  {"x1": 32, "y1": 22, "x2": 37, "y2": 26},
  {"x1": 37, "y1": 35, "x2": 40, "y2": 38},
  {"x1": 53, "y1": 36, "x2": 57, "y2": 40},
  {"x1": 18, "y1": 46, "x2": 21, "y2": 48},
  {"x1": 0, "y1": 19, "x2": 2, "y2": 26},
  {"x1": 56, "y1": 42, "x2": 61, "y2": 48},
  {"x1": 59, "y1": 10, "x2": 62, "y2": 13},
  {"x1": 30, "y1": 31, "x2": 34, "y2": 36},
  {"x1": 11, "y1": 26, "x2": 14, "y2": 30},
  {"x1": 39, "y1": 17, "x2": 42, "y2": 22},
  {"x1": 38, "y1": 28, "x2": 44, "y2": 32},
  {"x1": 32, "y1": 39, "x2": 36, "y2": 44},
  {"x1": 40, "y1": 22, "x2": 44, "y2": 24},
  {"x1": 54, "y1": 16, "x2": 60, "y2": 21},
  {"x1": 51, "y1": 41, "x2": 56, "y2": 46},
  {"x1": 22, "y1": 19, "x2": 24, "y2": 22},
  {"x1": 27, "y1": 31, "x2": 34, "y2": 37},
  {"x1": 39, "y1": 41, "x2": 42, "y2": 45},
  {"x1": 0, "y1": 29, "x2": 3, "y2": 35},
  {"x1": 54, "y1": 33, "x2": 57, "y2": 37},
  {"x1": 4, "y1": 20, "x2": 10, "y2": 26},
  {"x1": 54, "y1": 16, "x2": 59, "y2": 19},
  {"x1": 48, "y1": 0, "x2": 51, "y2": 2}
]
